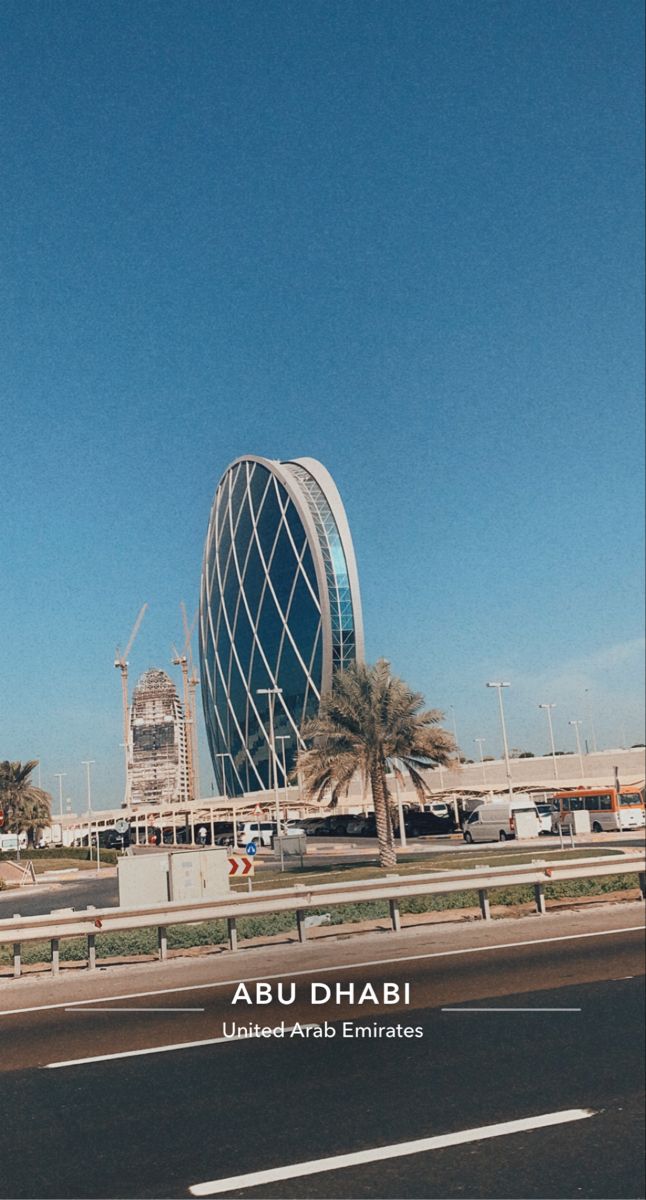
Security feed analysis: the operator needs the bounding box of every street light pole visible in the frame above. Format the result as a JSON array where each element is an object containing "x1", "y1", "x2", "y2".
[
  {"x1": 54, "y1": 773, "x2": 66, "y2": 821},
  {"x1": 391, "y1": 762, "x2": 407, "y2": 849},
  {"x1": 257, "y1": 687, "x2": 283, "y2": 832},
  {"x1": 569, "y1": 720, "x2": 585, "y2": 781},
  {"x1": 81, "y1": 760, "x2": 96, "y2": 869},
  {"x1": 486, "y1": 683, "x2": 513, "y2": 800},
  {"x1": 215, "y1": 751, "x2": 236, "y2": 846},
  {"x1": 275, "y1": 735, "x2": 291, "y2": 825},
  {"x1": 539, "y1": 704, "x2": 558, "y2": 779},
  {"x1": 474, "y1": 739, "x2": 487, "y2": 787},
  {"x1": 449, "y1": 706, "x2": 459, "y2": 758}
]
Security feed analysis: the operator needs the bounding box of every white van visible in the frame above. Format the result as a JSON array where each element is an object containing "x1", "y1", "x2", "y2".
[
  {"x1": 463, "y1": 798, "x2": 541, "y2": 843},
  {"x1": 0, "y1": 832, "x2": 29, "y2": 852}
]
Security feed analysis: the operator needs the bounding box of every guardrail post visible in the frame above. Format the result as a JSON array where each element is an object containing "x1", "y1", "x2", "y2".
[
  {"x1": 478, "y1": 889, "x2": 491, "y2": 921},
  {"x1": 227, "y1": 917, "x2": 238, "y2": 952},
  {"x1": 389, "y1": 899, "x2": 401, "y2": 933},
  {"x1": 639, "y1": 872, "x2": 646, "y2": 901},
  {"x1": 51, "y1": 938, "x2": 60, "y2": 974},
  {"x1": 13, "y1": 943, "x2": 21, "y2": 978},
  {"x1": 87, "y1": 934, "x2": 96, "y2": 970},
  {"x1": 296, "y1": 910, "x2": 307, "y2": 942},
  {"x1": 534, "y1": 882, "x2": 546, "y2": 915},
  {"x1": 157, "y1": 926, "x2": 168, "y2": 961}
]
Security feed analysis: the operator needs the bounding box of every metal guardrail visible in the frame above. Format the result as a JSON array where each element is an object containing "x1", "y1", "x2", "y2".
[{"x1": 1, "y1": 854, "x2": 644, "y2": 979}]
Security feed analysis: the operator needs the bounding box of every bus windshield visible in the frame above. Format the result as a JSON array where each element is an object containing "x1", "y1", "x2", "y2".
[{"x1": 619, "y1": 793, "x2": 643, "y2": 806}]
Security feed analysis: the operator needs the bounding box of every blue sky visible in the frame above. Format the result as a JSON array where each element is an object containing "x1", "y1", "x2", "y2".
[{"x1": 1, "y1": 0, "x2": 643, "y2": 810}]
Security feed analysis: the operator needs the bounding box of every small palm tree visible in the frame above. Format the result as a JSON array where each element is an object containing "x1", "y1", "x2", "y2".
[
  {"x1": 0, "y1": 761, "x2": 52, "y2": 854},
  {"x1": 297, "y1": 659, "x2": 456, "y2": 868}
]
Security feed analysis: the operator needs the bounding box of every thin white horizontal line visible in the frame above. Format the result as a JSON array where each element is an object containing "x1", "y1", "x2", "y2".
[
  {"x1": 189, "y1": 1107, "x2": 597, "y2": 1196},
  {"x1": 2, "y1": 923, "x2": 643, "y2": 1018},
  {"x1": 64, "y1": 1007, "x2": 205, "y2": 1013},
  {"x1": 44, "y1": 1025, "x2": 320, "y2": 1068},
  {"x1": 441, "y1": 1007, "x2": 581, "y2": 1012}
]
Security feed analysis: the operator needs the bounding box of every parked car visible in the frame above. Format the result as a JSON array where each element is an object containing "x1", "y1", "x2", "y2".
[
  {"x1": 303, "y1": 817, "x2": 331, "y2": 836},
  {"x1": 237, "y1": 821, "x2": 277, "y2": 847},
  {"x1": 346, "y1": 815, "x2": 370, "y2": 836},
  {"x1": 405, "y1": 804, "x2": 454, "y2": 837},
  {"x1": 535, "y1": 803, "x2": 558, "y2": 835},
  {"x1": 283, "y1": 823, "x2": 307, "y2": 837}
]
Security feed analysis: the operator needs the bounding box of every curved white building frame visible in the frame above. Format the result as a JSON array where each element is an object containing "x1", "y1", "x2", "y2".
[{"x1": 199, "y1": 455, "x2": 364, "y2": 795}]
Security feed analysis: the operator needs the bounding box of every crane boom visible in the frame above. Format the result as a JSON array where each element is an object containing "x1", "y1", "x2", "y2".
[{"x1": 123, "y1": 603, "x2": 148, "y2": 663}]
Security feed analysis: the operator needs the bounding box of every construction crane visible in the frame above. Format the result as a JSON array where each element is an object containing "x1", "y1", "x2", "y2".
[
  {"x1": 114, "y1": 604, "x2": 148, "y2": 789},
  {"x1": 182, "y1": 601, "x2": 201, "y2": 802},
  {"x1": 172, "y1": 602, "x2": 199, "y2": 802}
]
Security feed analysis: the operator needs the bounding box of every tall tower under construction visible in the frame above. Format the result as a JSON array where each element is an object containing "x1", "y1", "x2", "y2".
[{"x1": 128, "y1": 668, "x2": 190, "y2": 807}]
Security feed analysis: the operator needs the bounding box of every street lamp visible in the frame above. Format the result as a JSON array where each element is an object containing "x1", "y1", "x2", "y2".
[
  {"x1": 275, "y1": 735, "x2": 291, "y2": 826},
  {"x1": 569, "y1": 720, "x2": 585, "y2": 781},
  {"x1": 215, "y1": 751, "x2": 237, "y2": 846},
  {"x1": 54, "y1": 773, "x2": 66, "y2": 820},
  {"x1": 81, "y1": 760, "x2": 97, "y2": 870},
  {"x1": 474, "y1": 738, "x2": 487, "y2": 787},
  {"x1": 390, "y1": 760, "x2": 407, "y2": 849},
  {"x1": 538, "y1": 704, "x2": 558, "y2": 779},
  {"x1": 486, "y1": 682, "x2": 513, "y2": 800},
  {"x1": 449, "y1": 705, "x2": 459, "y2": 756},
  {"x1": 257, "y1": 687, "x2": 283, "y2": 830}
]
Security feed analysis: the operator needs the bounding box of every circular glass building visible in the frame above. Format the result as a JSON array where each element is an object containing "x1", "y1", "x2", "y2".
[{"x1": 199, "y1": 456, "x2": 364, "y2": 795}]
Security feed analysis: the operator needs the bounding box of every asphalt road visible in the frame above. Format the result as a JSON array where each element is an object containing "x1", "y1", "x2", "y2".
[{"x1": 0, "y1": 915, "x2": 643, "y2": 1199}]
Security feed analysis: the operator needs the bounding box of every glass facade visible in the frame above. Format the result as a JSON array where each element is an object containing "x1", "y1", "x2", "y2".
[{"x1": 199, "y1": 456, "x2": 363, "y2": 795}]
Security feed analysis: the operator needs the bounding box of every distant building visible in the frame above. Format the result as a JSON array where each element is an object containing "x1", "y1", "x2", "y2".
[
  {"x1": 199, "y1": 455, "x2": 364, "y2": 795},
  {"x1": 128, "y1": 669, "x2": 189, "y2": 807}
]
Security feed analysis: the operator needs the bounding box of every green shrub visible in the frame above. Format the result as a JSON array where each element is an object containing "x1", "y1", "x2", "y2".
[{"x1": 0, "y1": 847, "x2": 118, "y2": 865}]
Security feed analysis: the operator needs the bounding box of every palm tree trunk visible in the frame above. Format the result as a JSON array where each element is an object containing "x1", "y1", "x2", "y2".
[{"x1": 370, "y1": 766, "x2": 397, "y2": 868}]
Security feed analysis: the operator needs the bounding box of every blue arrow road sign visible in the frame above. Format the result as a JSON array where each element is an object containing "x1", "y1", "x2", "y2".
[{"x1": 246, "y1": 841, "x2": 258, "y2": 855}]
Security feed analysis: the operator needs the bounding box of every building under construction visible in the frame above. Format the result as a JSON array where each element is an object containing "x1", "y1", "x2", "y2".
[{"x1": 128, "y1": 669, "x2": 190, "y2": 807}]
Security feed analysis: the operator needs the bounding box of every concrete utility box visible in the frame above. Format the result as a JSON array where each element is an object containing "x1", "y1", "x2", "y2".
[
  {"x1": 117, "y1": 853, "x2": 170, "y2": 908},
  {"x1": 168, "y1": 849, "x2": 231, "y2": 902},
  {"x1": 514, "y1": 810, "x2": 541, "y2": 839},
  {"x1": 567, "y1": 810, "x2": 592, "y2": 835},
  {"x1": 273, "y1": 834, "x2": 307, "y2": 856}
]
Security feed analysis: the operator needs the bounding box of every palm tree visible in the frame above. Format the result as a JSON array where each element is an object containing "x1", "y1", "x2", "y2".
[
  {"x1": 0, "y1": 761, "x2": 52, "y2": 852},
  {"x1": 297, "y1": 659, "x2": 456, "y2": 868}
]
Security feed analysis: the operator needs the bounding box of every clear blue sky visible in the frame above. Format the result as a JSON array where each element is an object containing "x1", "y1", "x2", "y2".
[{"x1": 1, "y1": 0, "x2": 643, "y2": 810}]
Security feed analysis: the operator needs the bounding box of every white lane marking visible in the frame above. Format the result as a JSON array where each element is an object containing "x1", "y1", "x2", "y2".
[
  {"x1": 64, "y1": 1007, "x2": 205, "y2": 1013},
  {"x1": 2, "y1": 924, "x2": 643, "y2": 1018},
  {"x1": 441, "y1": 1007, "x2": 581, "y2": 1012},
  {"x1": 189, "y1": 1107, "x2": 597, "y2": 1196},
  {"x1": 44, "y1": 1025, "x2": 320, "y2": 1069}
]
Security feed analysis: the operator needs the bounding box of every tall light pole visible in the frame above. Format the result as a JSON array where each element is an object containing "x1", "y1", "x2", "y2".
[
  {"x1": 584, "y1": 689, "x2": 598, "y2": 753},
  {"x1": 257, "y1": 687, "x2": 283, "y2": 831},
  {"x1": 538, "y1": 704, "x2": 558, "y2": 779},
  {"x1": 449, "y1": 706, "x2": 459, "y2": 758},
  {"x1": 81, "y1": 760, "x2": 96, "y2": 868},
  {"x1": 486, "y1": 682, "x2": 513, "y2": 800},
  {"x1": 569, "y1": 720, "x2": 585, "y2": 781},
  {"x1": 391, "y1": 761, "x2": 407, "y2": 850},
  {"x1": 215, "y1": 751, "x2": 236, "y2": 845},
  {"x1": 474, "y1": 738, "x2": 487, "y2": 787},
  {"x1": 275, "y1": 735, "x2": 291, "y2": 826},
  {"x1": 54, "y1": 773, "x2": 66, "y2": 820}
]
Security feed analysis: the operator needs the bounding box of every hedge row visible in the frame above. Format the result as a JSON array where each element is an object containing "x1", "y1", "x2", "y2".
[{"x1": 0, "y1": 847, "x2": 118, "y2": 865}]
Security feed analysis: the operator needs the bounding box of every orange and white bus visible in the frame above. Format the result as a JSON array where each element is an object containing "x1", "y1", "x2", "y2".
[{"x1": 549, "y1": 785, "x2": 645, "y2": 833}]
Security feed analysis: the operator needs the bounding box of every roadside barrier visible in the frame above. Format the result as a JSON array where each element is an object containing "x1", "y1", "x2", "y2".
[{"x1": 1, "y1": 853, "x2": 644, "y2": 978}]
